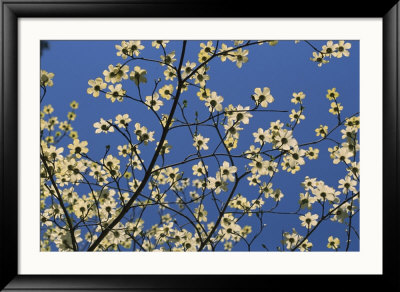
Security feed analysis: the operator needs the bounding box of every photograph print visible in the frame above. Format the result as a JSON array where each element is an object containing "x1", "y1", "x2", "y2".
[{"x1": 39, "y1": 40, "x2": 359, "y2": 252}]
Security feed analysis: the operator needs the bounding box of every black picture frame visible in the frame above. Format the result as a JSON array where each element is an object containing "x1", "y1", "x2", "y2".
[{"x1": 1, "y1": 1, "x2": 399, "y2": 291}]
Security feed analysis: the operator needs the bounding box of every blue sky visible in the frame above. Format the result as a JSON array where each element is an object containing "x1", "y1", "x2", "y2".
[{"x1": 41, "y1": 40, "x2": 359, "y2": 251}]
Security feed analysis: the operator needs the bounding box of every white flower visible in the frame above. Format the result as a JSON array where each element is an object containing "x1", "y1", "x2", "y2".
[
  {"x1": 299, "y1": 212, "x2": 319, "y2": 228},
  {"x1": 310, "y1": 52, "x2": 329, "y2": 67},
  {"x1": 194, "y1": 205, "x2": 208, "y2": 222},
  {"x1": 193, "y1": 134, "x2": 210, "y2": 151},
  {"x1": 265, "y1": 160, "x2": 278, "y2": 176},
  {"x1": 253, "y1": 128, "x2": 269, "y2": 145},
  {"x1": 219, "y1": 161, "x2": 237, "y2": 182},
  {"x1": 274, "y1": 129, "x2": 297, "y2": 151},
  {"x1": 327, "y1": 236, "x2": 340, "y2": 250},
  {"x1": 283, "y1": 230, "x2": 302, "y2": 249},
  {"x1": 289, "y1": 146, "x2": 306, "y2": 165},
  {"x1": 247, "y1": 174, "x2": 261, "y2": 186},
  {"x1": 289, "y1": 109, "x2": 305, "y2": 123},
  {"x1": 249, "y1": 157, "x2": 268, "y2": 176},
  {"x1": 298, "y1": 192, "x2": 316, "y2": 210},
  {"x1": 227, "y1": 105, "x2": 252, "y2": 124},
  {"x1": 205, "y1": 92, "x2": 224, "y2": 112},
  {"x1": 103, "y1": 64, "x2": 129, "y2": 84},
  {"x1": 115, "y1": 114, "x2": 131, "y2": 128},
  {"x1": 333, "y1": 41, "x2": 351, "y2": 58},
  {"x1": 130, "y1": 66, "x2": 147, "y2": 86},
  {"x1": 224, "y1": 120, "x2": 242, "y2": 139},
  {"x1": 192, "y1": 161, "x2": 208, "y2": 177},
  {"x1": 302, "y1": 176, "x2": 317, "y2": 191},
  {"x1": 145, "y1": 93, "x2": 164, "y2": 111},
  {"x1": 322, "y1": 40, "x2": 338, "y2": 57},
  {"x1": 152, "y1": 40, "x2": 169, "y2": 49},
  {"x1": 207, "y1": 173, "x2": 227, "y2": 194},
  {"x1": 338, "y1": 176, "x2": 357, "y2": 194},
  {"x1": 93, "y1": 118, "x2": 114, "y2": 134},
  {"x1": 291, "y1": 92, "x2": 306, "y2": 104},
  {"x1": 312, "y1": 183, "x2": 339, "y2": 202},
  {"x1": 181, "y1": 61, "x2": 196, "y2": 79},
  {"x1": 253, "y1": 87, "x2": 274, "y2": 108},
  {"x1": 332, "y1": 147, "x2": 353, "y2": 164},
  {"x1": 232, "y1": 48, "x2": 248, "y2": 68}
]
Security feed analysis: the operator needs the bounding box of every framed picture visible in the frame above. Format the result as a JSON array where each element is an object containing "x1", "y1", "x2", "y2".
[{"x1": 1, "y1": 0, "x2": 399, "y2": 291}]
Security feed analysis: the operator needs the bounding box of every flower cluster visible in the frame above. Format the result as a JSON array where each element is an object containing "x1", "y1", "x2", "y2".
[{"x1": 308, "y1": 40, "x2": 352, "y2": 67}]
